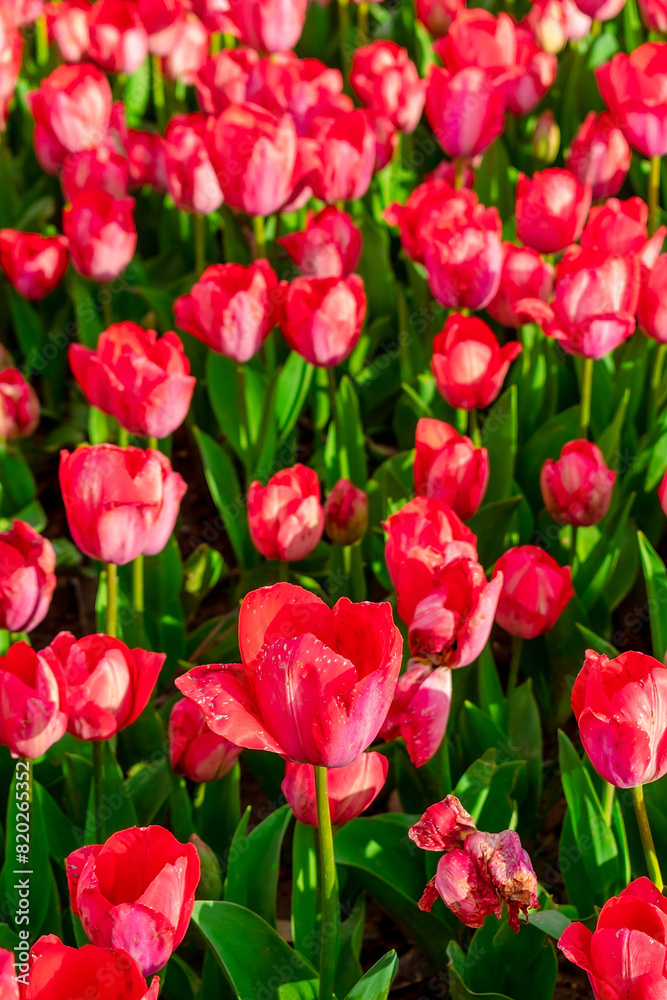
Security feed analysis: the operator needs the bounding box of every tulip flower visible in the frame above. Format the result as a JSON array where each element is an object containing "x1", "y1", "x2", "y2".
[
  {"x1": 425, "y1": 66, "x2": 506, "y2": 160},
  {"x1": 640, "y1": 255, "x2": 667, "y2": 345},
  {"x1": 0, "y1": 230, "x2": 69, "y2": 300},
  {"x1": 414, "y1": 418, "x2": 489, "y2": 521},
  {"x1": 415, "y1": 0, "x2": 464, "y2": 36},
  {"x1": 541, "y1": 440, "x2": 616, "y2": 527},
  {"x1": 409, "y1": 796, "x2": 477, "y2": 851},
  {"x1": 565, "y1": 112, "x2": 632, "y2": 200},
  {"x1": 247, "y1": 464, "x2": 324, "y2": 562},
  {"x1": 137, "y1": 0, "x2": 183, "y2": 54},
  {"x1": 22, "y1": 937, "x2": 160, "y2": 999},
  {"x1": 0, "y1": 11, "x2": 21, "y2": 131},
  {"x1": 169, "y1": 698, "x2": 243, "y2": 784},
  {"x1": 486, "y1": 244, "x2": 554, "y2": 329},
  {"x1": 59, "y1": 444, "x2": 187, "y2": 565},
  {"x1": 638, "y1": 0, "x2": 667, "y2": 31},
  {"x1": 63, "y1": 190, "x2": 136, "y2": 283},
  {"x1": 174, "y1": 261, "x2": 278, "y2": 363},
  {"x1": 571, "y1": 0, "x2": 624, "y2": 16},
  {"x1": 87, "y1": 0, "x2": 149, "y2": 75},
  {"x1": 0, "y1": 641, "x2": 67, "y2": 757},
  {"x1": 527, "y1": 0, "x2": 591, "y2": 51},
  {"x1": 244, "y1": 51, "x2": 343, "y2": 130},
  {"x1": 61, "y1": 144, "x2": 130, "y2": 201},
  {"x1": 515, "y1": 168, "x2": 591, "y2": 255},
  {"x1": 506, "y1": 27, "x2": 557, "y2": 117},
  {"x1": 559, "y1": 878, "x2": 667, "y2": 999},
  {"x1": 350, "y1": 42, "x2": 425, "y2": 134},
  {"x1": 176, "y1": 582, "x2": 403, "y2": 767},
  {"x1": 126, "y1": 129, "x2": 167, "y2": 191},
  {"x1": 282, "y1": 752, "x2": 388, "y2": 826},
  {"x1": 0, "y1": 368, "x2": 40, "y2": 440},
  {"x1": 163, "y1": 13, "x2": 209, "y2": 83},
  {"x1": 40, "y1": 631, "x2": 164, "y2": 741},
  {"x1": 308, "y1": 108, "x2": 377, "y2": 205},
  {"x1": 432, "y1": 314, "x2": 522, "y2": 410},
  {"x1": 45, "y1": 0, "x2": 91, "y2": 62},
  {"x1": 580, "y1": 197, "x2": 666, "y2": 268},
  {"x1": 0, "y1": 949, "x2": 17, "y2": 1000},
  {"x1": 492, "y1": 545, "x2": 573, "y2": 639},
  {"x1": 371, "y1": 113, "x2": 398, "y2": 172},
  {"x1": 277, "y1": 274, "x2": 366, "y2": 368},
  {"x1": 66, "y1": 826, "x2": 200, "y2": 976},
  {"x1": 384, "y1": 496, "x2": 478, "y2": 590},
  {"x1": 380, "y1": 659, "x2": 453, "y2": 767},
  {"x1": 163, "y1": 113, "x2": 223, "y2": 216},
  {"x1": 323, "y1": 479, "x2": 368, "y2": 546},
  {"x1": 0, "y1": 521, "x2": 55, "y2": 634},
  {"x1": 434, "y1": 10, "x2": 518, "y2": 79},
  {"x1": 384, "y1": 179, "x2": 472, "y2": 264},
  {"x1": 232, "y1": 0, "x2": 307, "y2": 52},
  {"x1": 596, "y1": 44, "x2": 667, "y2": 159},
  {"x1": 194, "y1": 48, "x2": 257, "y2": 114},
  {"x1": 277, "y1": 207, "x2": 362, "y2": 279},
  {"x1": 422, "y1": 205, "x2": 504, "y2": 311}
]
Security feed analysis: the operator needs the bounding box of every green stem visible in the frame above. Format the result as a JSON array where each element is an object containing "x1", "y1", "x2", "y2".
[
  {"x1": 148, "y1": 436, "x2": 158, "y2": 450},
  {"x1": 397, "y1": 283, "x2": 411, "y2": 382},
  {"x1": 649, "y1": 155, "x2": 661, "y2": 237},
  {"x1": 236, "y1": 362, "x2": 251, "y2": 461},
  {"x1": 132, "y1": 555, "x2": 144, "y2": 617},
  {"x1": 118, "y1": 426, "x2": 129, "y2": 448},
  {"x1": 468, "y1": 408, "x2": 481, "y2": 447},
  {"x1": 454, "y1": 157, "x2": 464, "y2": 190},
  {"x1": 314, "y1": 766, "x2": 338, "y2": 1000},
  {"x1": 358, "y1": 1, "x2": 368, "y2": 43},
  {"x1": 35, "y1": 14, "x2": 49, "y2": 66},
  {"x1": 507, "y1": 636, "x2": 524, "y2": 697},
  {"x1": 327, "y1": 368, "x2": 350, "y2": 480},
  {"x1": 601, "y1": 781, "x2": 615, "y2": 826},
  {"x1": 253, "y1": 215, "x2": 266, "y2": 260},
  {"x1": 102, "y1": 286, "x2": 113, "y2": 329},
  {"x1": 338, "y1": 0, "x2": 350, "y2": 70},
  {"x1": 279, "y1": 560, "x2": 289, "y2": 583},
  {"x1": 92, "y1": 741, "x2": 104, "y2": 843},
  {"x1": 631, "y1": 784, "x2": 664, "y2": 889},
  {"x1": 649, "y1": 343, "x2": 667, "y2": 428},
  {"x1": 579, "y1": 357, "x2": 594, "y2": 440},
  {"x1": 194, "y1": 214, "x2": 206, "y2": 276},
  {"x1": 152, "y1": 54, "x2": 166, "y2": 131},
  {"x1": 571, "y1": 524, "x2": 578, "y2": 571},
  {"x1": 105, "y1": 563, "x2": 118, "y2": 638}
]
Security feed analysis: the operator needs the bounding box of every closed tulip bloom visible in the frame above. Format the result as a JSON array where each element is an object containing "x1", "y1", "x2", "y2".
[
  {"x1": 572, "y1": 649, "x2": 667, "y2": 788},
  {"x1": 639, "y1": 254, "x2": 667, "y2": 344},
  {"x1": 61, "y1": 144, "x2": 130, "y2": 201},
  {"x1": 350, "y1": 42, "x2": 425, "y2": 134},
  {"x1": 580, "y1": 197, "x2": 666, "y2": 270},
  {"x1": 380, "y1": 659, "x2": 453, "y2": 767},
  {"x1": 63, "y1": 191, "x2": 136, "y2": 282},
  {"x1": 59, "y1": 445, "x2": 187, "y2": 565},
  {"x1": 87, "y1": 0, "x2": 148, "y2": 74},
  {"x1": 0, "y1": 641, "x2": 67, "y2": 757},
  {"x1": 277, "y1": 274, "x2": 366, "y2": 368},
  {"x1": 277, "y1": 207, "x2": 362, "y2": 279},
  {"x1": 487, "y1": 244, "x2": 554, "y2": 328},
  {"x1": 422, "y1": 208, "x2": 504, "y2": 311},
  {"x1": 0, "y1": 522, "x2": 55, "y2": 633},
  {"x1": 0, "y1": 230, "x2": 69, "y2": 300},
  {"x1": 432, "y1": 314, "x2": 522, "y2": 410},
  {"x1": 409, "y1": 795, "x2": 477, "y2": 851},
  {"x1": 248, "y1": 464, "x2": 323, "y2": 562},
  {"x1": 324, "y1": 478, "x2": 368, "y2": 546},
  {"x1": 308, "y1": 108, "x2": 376, "y2": 205},
  {"x1": 541, "y1": 440, "x2": 616, "y2": 526},
  {"x1": 566, "y1": 112, "x2": 631, "y2": 200},
  {"x1": 66, "y1": 826, "x2": 200, "y2": 976},
  {"x1": 174, "y1": 261, "x2": 278, "y2": 362},
  {"x1": 233, "y1": 0, "x2": 307, "y2": 53},
  {"x1": 415, "y1": 0, "x2": 464, "y2": 36},
  {"x1": 164, "y1": 113, "x2": 223, "y2": 215},
  {"x1": 45, "y1": 0, "x2": 91, "y2": 63},
  {"x1": 516, "y1": 169, "x2": 591, "y2": 255},
  {"x1": 570, "y1": 0, "x2": 624, "y2": 19},
  {"x1": 195, "y1": 48, "x2": 257, "y2": 114},
  {"x1": 638, "y1": 0, "x2": 667, "y2": 31},
  {"x1": 0, "y1": 949, "x2": 17, "y2": 1000},
  {"x1": 282, "y1": 752, "x2": 388, "y2": 826},
  {"x1": 493, "y1": 545, "x2": 573, "y2": 638},
  {"x1": 0, "y1": 11, "x2": 21, "y2": 131},
  {"x1": 425, "y1": 66, "x2": 506, "y2": 160},
  {"x1": 384, "y1": 496, "x2": 478, "y2": 591},
  {"x1": 384, "y1": 180, "x2": 474, "y2": 264},
  {"x1": 434, "y1": 10, "x2": 518, "y2": 79},
  {"x1": 169, "y1": 698, "x2": 242, "y2": 783},
  {"x1": 176, "y1": 582, "x2": 403, "y2": 767},
  {"x1": 126, "y1": 129, "x2": 167, "y2": 191},
  {"x1": 137, "y1": 0, "x2": 184, "y2": 54},
  {"x1": 370, "y1": 113, "x2": 398, "y2": 172},
  {"x1": 506, "y1": 26, "x2": 557, "y2": 116},
  {"x1": 23, "y1": 936, "x2": 159, "y2": 1000},
  {"x1": 560, "y1": 878, "x2": 667, "y2": 1000},
  {"x1": 163, "y1": 13, "x2": 209, "y2": 83},
  {"x1": 414, "y1": 418, "x2": 489, "y2": 521},
  {"x1": 597, "y1": 45, "x2": 667, "y2": 159},
  {"x1": 244, "y1": 52, "x2": 343, "y2": 131},
  {"x1": 0, "y1": 368, "x2": 40, "y2": 440}
]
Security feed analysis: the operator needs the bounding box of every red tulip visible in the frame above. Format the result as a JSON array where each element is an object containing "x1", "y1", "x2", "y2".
[
  {"x1": 560, "y1": 878, "x2": 667, "y2": 999},
  {"x1": 596, "y1": 44, "x2": 667, "y2": 159},
  {"x1": 174, "y1": 260, "x2": 278, "y2": 362},
  {"x1": 572, "y1": 649, "x2": 667, "y2": 788},
  {"x1": 163, "y1": 13, "x2": 208, "y2": 83},
  {"x1": 515, "y1": 168, "x2": 591, "y2": 254},
  {"x1": 384, "y1": 180, "x2": 475, "y2": 264},
  {"x1": 63, "y1": 190, "x2": 136, "y2": 282},
  {"x1": 565, "y1": 111, "x2": 632, "y2": 200},
  {"x1": 0, "y1": 521, "x2": 55, "y2": 633},
  {"x1": 432, "y1": 314, "x2": 522, "y2": 410},
  {"x1": 22, "y1": 936, "x2": 159, "y2": 1000},
  {"x1": 282, "y1": 752, "x2": 388, "y2": 826},
  {"x1": 570, "y1": 0, "x2": 624, "y2": 19},
  {"x1": 0, "y1": 368, "x2": 40, "y2": 440},
  {"x1": 380, "y1": 659, "x2": 452, "y2": 767},
  {"x1": 308, "y1": 108, "x2": 376, "y2": 204},
  {"x1": 169, "y1": 697, "x2": 242, "y2": 783},
  {"x1": 232, "y1": 0, "x2": 307, "y2": 53},
  {"x1": 415, "y1": 0, "x2": 464, "y2": 36},
  {"x1": 45, "y1": 0, "x2": 90, "y2": 63},
  {"x1": 176, "y1": 582, "x2": 403, "y2": 767},
  {"x1": 527, "y1": 0, "x2": 591, "y2": 51},
  {"x1": 126, "y1": 129, "x2": 167, "y2": 190},
  {"x1": 384, "y1": 496, "x2": 477, "y2": 592},
  {"x1": 164, "y1": 112, "x2": 223, "y2": 215},
  {"x1": 422, "y1": 204, "x2": 504, "y2": 311},
  {"x1": 195, "y1": 48, "x2": 257, "y2": 114},
  {"x1": 323, "y1": 478, "x2": 368, "y2": 546},
  {"x1": 245, "y1": 52, "x2": 343, "y2": 132},
  {"x1": 370, "y1": 113, "x2": 398, "y2": 172},
  {"x1": 0, "y1": 11, "x2": 21, "y2": 131},
  {"x1": 580, "y1": 197, "x2": 666, "y2": 269},
  {"x1": 0, "y1": 948, "x2": 17, "y2": 1000},
  {"x1": 87, "y1": 0, "x2": 148, "y2": 74},
  {"x1": 66, "y1": 826, "x2": 200, "y2": 975},
  {"x1": 486, "y1": 243, "x2": 554, "y2": 329},
  {"x1": 350, "y1": 42, "x2": 425, "y2": 134},
  {"x1": 414, "y1": 418, "x2": 489, "y2": 520},
  {"x1": 59, "y1": 444, "x2": 187, "y2": 565},
  {"x1": 137, "y1": 0, "x2": 184, "y2": 54},
  {"x1": 277, "y1": 206, "x2": 362, "y2": 279},
  {"x1": 248, "y1": 464, "x2": 323, "y2": 562},
  {"x1": 639, "y1": 254, "x2": 667, "y2": 344},
  {"x1": 492, "y1": 545, "x2": 573, "y2": 639},
  {"x1": 277, "y1": 274, "x2": 366, "y2": 368},
  {"x1": 69, "y1": 322, "x2": 195, "y2": 439},
  {"x1": 541, "y1": 440, "x2": 616, "y2": 527},
  {"x1": 506, "y1": 25, "x2": 557, "y2": 116},
  {"x1": 0, "y1": 640, "x2": 67, "y2": 757},
  {"x1": 425, "y1": 66, "x2": 506, "y2": 160},
  {"x1": 409, "y1": 795, "x2": 477, "y2": 851},
  {"x1": 434, "y1": 10, "x2": 518, "y2": 80},
  {"x1": 61, "y1": 144, "x2": 130, "y2": 201},
  {"x1": 638, "y1": 0, "x2": 667, "y2": 31},
  {"x1": 187, "y1": 0, "x2": 238, "y2": 33}
]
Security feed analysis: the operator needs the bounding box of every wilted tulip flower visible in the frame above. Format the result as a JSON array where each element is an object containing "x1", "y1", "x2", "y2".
[
  {"x1": 87, "y1": 0, "x2": 148, "y2": 74},
  {"x1": 308, "y1": 108, "x2": 377, "y2": 205},
  {"x1": 45, "y1": 0, "x2": 91, "y2": 63},
  {"x1": 163, "y1": 13, "x2": 208, "y2": 83},
  {"x1": 0, "y1": 368, "x2": 40, "y2": 440},
  {"x1": 126, "y1": 129, "x2": 167, "y2": 191},
  {"x1": 233, "y1": 0, "x2": 307, "y2": 52},
  {"x1": 380, "y1": 659, "x2": 453, "y2": 767},
  {"x1": 565, "y1": 112, "x2": 632, "y2": 200},
  {"x1": 639, "y1": 255, "x2": 667, "y2": 344},
  {"x1": 61, "y1": 144, "x2": 130, "y2": 202},
  {"x1": 414, "y1": 418, "x2": 489, "y2": 521},
  {"x1": 350, "y1": 42, "x2": 425, "y2": 134},
  {"x1": 0, "y1": 641, "x2": 67, "y2": 757},
  {"x1": 572, "y1": 649, "x2": 667, "y2": 788},
  {"x1": 0, "y1": 230, "x2": 69, "y2": 300},
  {"x1": 277, "y1": 207, "x2": 362, "y2": 279},
  {"x1": 69, "y1": 322, "x2": 195, "y2": 440},
  {"x1": 66, "y1": 826, "x2": 200, "y2": 975},
  {"x1": 194, "y1": 47, "x2": 257, "y2": 114},
  {"x1": 432, "y1": 314, "x2": 522, "y2": 410},
  {"x1": 541, "y1": 440, "x2": 616, "y2": 527},
  {"x1": 515, "y1": 168, "x2": 591, "y2": 255},
  {"x1": 169, "y1": 698, "x2": 242, "y2": 783},
  {"x1": 176, "y1": 582, "x2": 403, "y2": 767},
  {"x1": 174, "y1": 261, "x2": 278, "y2": 363},
  {"x1": 59, "y1": 444, "x2": 187, "y2": 565},
  {"x1": 580, "y1": 197, "x2": 666, "y2": 268},
  {"x1": 487, "y1": 244, "x2": 554, "y2": 329},
  {"x1": 560, "y1": 878, "x2": 667, "y2": 999},
  {"x1": 596, "y1": 44, "x2": 667, "y2": 159},
  {"x1": 248, "y1": 464, "x2": 324, "y2": 562},
  {"x1": 277, "y1": 275, "x2": 366, "y2": 368},
  {"x1": 409, "y1": 796, "x2": 477, "y2": 851},
  {"x1": 324, "y1": 479, "x2": 368, "y2": 545},
  {"x1": 384, "y1": 496, "x2": 477, "y2": 590},
  {"x1": 492, "y1": 545, "x2": 573, "y2": 639},
  {"x1": 23, "y1": 937, "x2": 159, "y2": 1000},
  {"x1": 638, "y1": 0, "x2": 667, "y2": 31},
  {"x1": 425, "y1": 66, "x2": 506, "y2": 160},
  {"x1": 422, "y1": 205, "x2": 504, "y2": 311},
  {"x1": 0, "y1": 522, "x2": 55, "y2": 633},
  {"x1": 282, "y1": 752, "x2": 388, "y2": 826},
  {"x1": 163, "y1": 113, "x2": 223, "y2": 216},
  {"x1": 415, "y1": 0, "x2": 464, "y2": 36},
  {"x1": 63, "y1": 191, "x2": 136, "y2": 282}
]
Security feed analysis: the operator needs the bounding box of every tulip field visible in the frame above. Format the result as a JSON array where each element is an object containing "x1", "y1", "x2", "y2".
[{"x1": 4, "y1": 0, "x2": 667, "y2": 997}]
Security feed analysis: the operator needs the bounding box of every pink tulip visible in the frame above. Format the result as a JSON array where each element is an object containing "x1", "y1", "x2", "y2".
[
  {"x1": 0, "y1": 640, "x2": 67, "y2": 758},
  {"x1": 515, "y1": 168, "x2": 591, "y2": 255},
  {"x1": 580, "y1": 196, "x2": 666, "y2": 270},
  {"x1": 422, "y1": 205, "x2": 504, "y2": 311},
  {"x1": 87, "y1": 0, "x2": 149, "y2": 74},
  {"x1": 414, "y1": 418, "x2": 489, "y2": 521},
  {"x1": 432, "y1": 314, "x2": 522, "y2": 410},
  {"x1": 639, "y1": 254, "x2": 667, "y2": 345},
  {"x1": 0, "y1": 521, "x2": 55, "y2": 633},
  {"x1": 169, "y1": 698, "x2": 243, "y2": 783},
  {"x1": 0, "y1": 230, "x2": 69, "y2": 300},
  {"x1": 380, "y1": 659, "x2": 453, "y2": 767},
  {"x1": 409, "y1": 796, "x2": 476, "y2": 851},
  {"x1": 164, "y1": 112, "x2": 223, "y2": 215},
  {"x1": 277, "y1": 206, "x2": 362, "y2": 279},
  {"x1": 232, "y1": 0, "x2": 307, "y2": 53},
  {"x1": 565, "y1": 111, "x2": 632, "y2": 200},
  {"x1": 63, "y1": 190, "x2": 136, "y2": 282},
  {"x1": 0, "y1": 368, "x2": 40, "y2": 440},
  {"x1": 350, "y1": 41, "x2": 425, "y2": 134},
  {"x1": 425, "y1": 66, "x2": 506, "y2": 160},
  {"x1": 486, "y1": 243, "x2": 554, "y2": 329},
  {"x1": 195, "y1": 48, "x2": 257, "y2": 114},
  {"x1": 384, "y1": 495, "x2": 477, "y2": 590},
  {"x1": 61, "y1": 144, "x2": 130, "y2": 201},
  {"x1": 541, "y1": 440, "x2": 616, "y2": 527},
  {"x1": 282, "y1": 752, "x2": 388, "y2": 825},
  {"x1": 492, "y1": 545, "x2": 573, "y2": 639},
  {"x1": 596, "y1": 44, "x2": 667, "y2": 159},
  {"x1": 277, "y1": 274, "x2": 366, "y2": 368},
  {"x1": 248, "y1": 465, "x2": 323, "y2": 562},
  {"x1": 21, "y1": 936, "x2": 159, "y2": 999},
  {"x1": 324, "y1": 478, "x2": 368, "y2": 546}
]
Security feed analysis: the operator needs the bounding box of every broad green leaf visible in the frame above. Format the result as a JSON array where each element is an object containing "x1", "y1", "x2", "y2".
[
  {"x1": 527, "y1": 911, "x2": 572, "y2": 939},
  {"x1": 193, "y1": 427, "x2": 257, "y2": 569},
  {"x1": 575, "y1": 624, "x2": 618, "y2": 658},
  {"x1": 342, "y1": 951, "x2": 398, "y2": 1000},
  {"x1": 638, "y1": 531, "x2": 667, "y2": 660},
  {"x1": 5, "y1": 775, "x2": 51, "y2": 936},
  {"x1": 84, "y1": 742, "x2": 137, "y2": 844},
  {"x1": 276, "y1": 353, "x2": 314, "y2": 446},
  {"x1": 224, "y1": 803, "x2": 292, "y2": 927},
  {"x1": 292, "y1": 820, "x2": 320, "y2": 966},
  {"x1": 447, "y1": 942, "x2": 513, "y2": 1000},
  {"x1": 483, "y1": 385, "x2": 517, "y2": 503},
  {"x1": 124, "y1": 755, "x2": 172, "y2": 826},
  {"x1": 467, "y1": 497, "x2": 523, "y2": 568}
]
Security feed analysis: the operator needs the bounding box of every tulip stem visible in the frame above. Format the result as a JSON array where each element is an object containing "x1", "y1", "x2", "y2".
[
  {"x1": 132, "y1": 555, "x2": 144, "y2": 618},
  {"x1": 649, "y1": 343, "x2": 667, "y2": 428},
  {"x1": 649, "y1": 155, "x2": 661, "y2": 237},
  {"x1": 338, "y1": 0, "x2": 350, "y2": 70},
  {"x1": 358, "y1": 1, "x2": 368, "y2": 43},
  {"x1": 314, "y1": 765, "x2": 338, "y2": 1000},
  {"x1": 279, "y1": 560, "x2": 289, "y2": 583},
  {"x1": 507, "y1": 636, "x2": 523, "y2": 697},
  {"x1": 236, "y1": 363, "x2": 251, "y2": 466},
  {"x1": 253, "y1": 215, "x2": 266, "y2": 260},
  {"x1": 152, "y1": 55, "x2": 166, "y2": 131},
  {"x1": 35, "y1": 14, "x2": 49, "y2": 66},
  {"x1": 454, "y1": 158, "x2": 464, "y2": 190},
  {"x1": 105, "y1": 563, "x2": 118, "y2": 638},
  {"x1": 118, "y1": 426, "x2": 129, "y2": 447},
  {"x1": 102, "y1": 286, "x2": 113, "y2": 330},
  {"x1": 92, "y1": 741, "x2": 104, "y2": 843},
  {"x1": 327, "y1": 368, "x2": 350, "y2": 480},
  {"x1": 194, "y1": 214, "x2": 206, "y2": 276},
  {"x1": 631, "y1": 784, "x2": 663, "y2": 890},
  {"x1": 468, "y1": 408, "x2": 482, "y2": 447},
  {"x1": 601, "y1": 781, "x2": 615, "y2": 826},
  {"x1": 578, "y1": 357, "x2": 594, "y2": 440}
]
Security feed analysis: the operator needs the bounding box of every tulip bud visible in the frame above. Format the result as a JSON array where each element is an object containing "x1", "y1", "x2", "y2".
[
  {"x1": 169, "y1": 698, "x2": 242, "y2": 783},
  {"x1": 350, "y1": 42, "x2": 425, "y2": 135},
  {"x1": 516, "y1": 168, "x2": 591, "y2": 255},
  {"x1": 532, "y1": 111, "x2": 560, "y2": 165},
  {"x1": 380, "y1": 659, "x2": 453, "y2": 767},
  {"x1": 0, "y1": 368, "x2": 40, "y2": 440},
  {"x1": 415, "y1": 0, "x2": 464, "y2": 36},
  {"x1": 486, "y1": 244, "x2": 554, "y2": 329},
  {"x1": 596, "y1": 44, "x2": 667, "y2": 160},
  {"x1": 164, "y1": 113, "x2": 222, "y2": 216},
  {"x1": 163, "y1": 13, "x2": 208, "y2": 83},
  {"x1": 383, "y1": 495, "x2": 477, "y2": 591},
  {"x1": 492, "y1": 545, "x2": 573, "y2": 639},
  {"x1": 190, "y1": 833, "x2": 223, "y2": 900},
  {"x1": 425, "y1": 66, "x2": 506, "y2": 161},
  {"x1": 248, "y1": 465, "x2": 324, "y2": 563},
  {"x1": 432, "y1": 314, "x2": 522, "y2": 410},
  {"x1": 0, "y1": 230, "x2": 69, "y2": 300},
  {"x1": 63, "y1": 190, "x2": 136, "y2": 282},
  {"x1": 414, "y1": 418, "x2": 489, "y2": 521},
  {"x1": 565, "y1": 112, "x2": 631, "y2": 201},
  {"x1": 0, "y1": 640, "x2": 67, "y2": 757},
  {"x1": 324, "y1": 479, "x2": 368, "y2": 546},
  {"x1": 0, "y1": 521, "x2": 55, "y2": 633},
  {"x1": 282, "y1": 752, "x2": 388, "y2": 827},
  {"x1": 45, "y1": 0, "x2": 90, "y2": 63},
  {"x1": 277, "y1": 207, "x2": 362, "y2": 280},
  {"x1": 638, "y1": 0, "x2": 667, "y2": 32},
  {"x1": 87, "y1": 0, "x2": 149, "y2": 74},
  {"x1": 277, "y1": 275, "x2": 366, "y2": 368},
  {"x1": 233, "y1": 0, "x2": 307, "y2": 52},
  {"x1": 541, "y1": 440, "x2": 615, "y2": 527}
]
